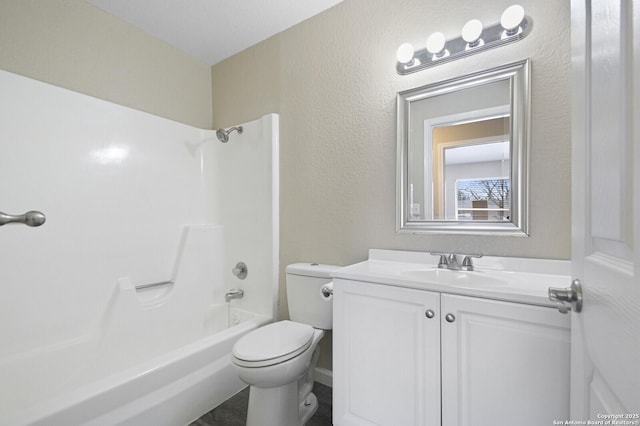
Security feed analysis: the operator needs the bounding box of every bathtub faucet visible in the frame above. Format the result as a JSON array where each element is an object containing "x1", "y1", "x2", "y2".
[{"x1": 225, "y1": 289, "x2": 244, "y2": 302}]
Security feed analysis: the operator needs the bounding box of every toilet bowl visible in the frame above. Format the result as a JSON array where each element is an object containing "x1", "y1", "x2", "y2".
[{"x1": 231, "y1": 263, "x2": 339, "y2": 426}]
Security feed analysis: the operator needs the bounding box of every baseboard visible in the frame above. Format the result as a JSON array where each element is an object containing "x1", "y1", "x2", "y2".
[{"x1": 314, "y1": 367, "x2": 332, "y2": 388}]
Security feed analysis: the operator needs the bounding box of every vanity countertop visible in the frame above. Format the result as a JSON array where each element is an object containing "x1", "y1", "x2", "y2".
[{"x1": 331, "y1": 249, "x2": 571, "y2": 308}]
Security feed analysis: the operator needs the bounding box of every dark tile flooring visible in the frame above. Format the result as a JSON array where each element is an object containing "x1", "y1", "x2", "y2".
[{"x1": 190, "y1": 382, "x2": 332, "y2": 426}]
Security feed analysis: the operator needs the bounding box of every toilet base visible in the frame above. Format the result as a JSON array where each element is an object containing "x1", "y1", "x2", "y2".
[
  {"x1": 246, "y1": 382, "x2": 299, "y2": 426},
  {"x1": 299, "y1": 391, "x2": 318, "y2": 424},
  {"x1": 246, "y1": 383, "x2": 318, "y2": 426}
]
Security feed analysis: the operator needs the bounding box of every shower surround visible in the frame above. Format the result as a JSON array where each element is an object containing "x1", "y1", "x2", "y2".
[{"x1": 0, "y1": 70, "x2": 279, "y2": 425}]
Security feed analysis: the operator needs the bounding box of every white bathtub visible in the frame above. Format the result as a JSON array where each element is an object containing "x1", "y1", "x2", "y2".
[
  {"x1": 2, "y1": 304, "x2": 269, "y2": 426},
  {"x1": 0, "y1": 224, "x2": 272, "y2": 425}
]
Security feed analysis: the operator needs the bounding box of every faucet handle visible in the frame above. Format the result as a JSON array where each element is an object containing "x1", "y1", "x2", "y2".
[
  {"x1": 461, "y1": 254, "x2": 482, "y2": 271},
  {"x1": 430, "y1": 252, "x2": 449, "y2": 269},
  {"x1": 232, "y1": 261, "x2": 248, "y2": 279}
]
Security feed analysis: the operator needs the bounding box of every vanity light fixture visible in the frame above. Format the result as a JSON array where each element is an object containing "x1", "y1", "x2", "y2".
[
  {"x1": 396, "y1": 42, "x2": 417, "y2": 65},
  {"x1": 396, "y1": 4, "x2": 531, "y2": 75},
  {"x1": 426, "y1": 32, "x2": 449, "y2": 60},
  {"x1": 500, "y1": 4, "x2": 525, "y2": 37},
  {"x1": 462, "y1": 19, "x2": 484, "y2": 48}
]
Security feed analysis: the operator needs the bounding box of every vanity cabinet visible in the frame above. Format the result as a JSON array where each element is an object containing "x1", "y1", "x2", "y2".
[
  {"x1": 333, "y1": 279, "x2": 442, "y2": 426},
  {"x1": 333, "y1": 279, "x2": 571, "y2": 426}
]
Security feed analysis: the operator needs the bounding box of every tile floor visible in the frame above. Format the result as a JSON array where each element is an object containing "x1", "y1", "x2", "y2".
[{"x1": 189, "y1": 382, "x2": 332, "y2": 426}]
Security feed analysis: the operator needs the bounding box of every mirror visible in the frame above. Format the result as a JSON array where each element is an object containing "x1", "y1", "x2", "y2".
[{"x1": 396, "y1": 60, "x2": 530, "y2": 235}]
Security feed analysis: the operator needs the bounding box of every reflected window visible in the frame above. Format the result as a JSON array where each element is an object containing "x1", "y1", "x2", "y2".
[{"x1": 455, "y1": 178, "x2": 510, "y2": 221}]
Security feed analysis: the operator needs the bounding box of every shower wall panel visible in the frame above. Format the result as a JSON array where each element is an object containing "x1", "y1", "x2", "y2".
[{"x1": 0, "y1": 69, "x2": 278, "y2": 360}]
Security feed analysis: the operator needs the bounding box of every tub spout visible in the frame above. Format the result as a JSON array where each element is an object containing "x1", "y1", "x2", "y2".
[{"x1": 225, "y1": 289, "x2": 244, "y2": 302}]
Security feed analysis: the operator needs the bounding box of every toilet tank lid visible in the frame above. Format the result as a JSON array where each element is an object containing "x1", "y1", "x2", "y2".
[{"x1": 286, "y1": 263, "x2": 341, "y2": 278}]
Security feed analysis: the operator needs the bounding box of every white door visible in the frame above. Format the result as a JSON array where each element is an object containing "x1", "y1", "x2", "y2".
[{"x1": 570, "y1": 0, "x2": 640, "y2": 419}]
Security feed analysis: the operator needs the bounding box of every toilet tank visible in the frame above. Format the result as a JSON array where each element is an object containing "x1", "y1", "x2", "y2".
[{"x1": 286, "y1": 263, "x2": 341, "y2": 330}]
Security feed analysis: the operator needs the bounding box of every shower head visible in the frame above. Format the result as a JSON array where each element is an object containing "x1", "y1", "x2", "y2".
[{"x1": 216, "y1": 126, "x2": 243, "y2": 143}]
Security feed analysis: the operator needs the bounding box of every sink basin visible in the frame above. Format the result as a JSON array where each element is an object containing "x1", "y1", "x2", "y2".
[{"x1": 399, "y1": 268, "x2": 509, "y2": 287}]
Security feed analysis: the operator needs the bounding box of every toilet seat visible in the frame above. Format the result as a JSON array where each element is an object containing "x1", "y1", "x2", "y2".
[{"x1": 232, "y1": 320, "x2": 314, "y2": 368}]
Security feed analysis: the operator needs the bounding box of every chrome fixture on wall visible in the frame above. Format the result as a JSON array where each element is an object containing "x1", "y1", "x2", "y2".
[
  {"x1": 232, "y1": 261, "x2": 248, "y2": 279},
  {"x1": 225, "y1": 288, "x2": 244, "y2": 302},
  {"x1": 134, "y1": 280, "x2": 174, "y2": 290},
  {"x1": 0, "y1": 210, "x2": 46, "y2": 227},
  {"x1": 215, "y1": 126, "x2": 243, "y2": 143},
  {"x1": 395, "y1": 5, "x2": 531, "y2": 75}
]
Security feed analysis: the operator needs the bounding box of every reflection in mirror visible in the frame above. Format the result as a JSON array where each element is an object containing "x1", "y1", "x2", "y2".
[
  {"x1": 397, "y1": 60, "x2": 530, "y2": 235},
  {"x1": 435, "y1": 117, "x2": 510, "y2": 220}
]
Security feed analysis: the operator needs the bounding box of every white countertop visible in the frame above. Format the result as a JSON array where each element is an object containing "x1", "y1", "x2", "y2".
[{"x1": 332, "y1": 249, "x2": 571, "y2": 307}]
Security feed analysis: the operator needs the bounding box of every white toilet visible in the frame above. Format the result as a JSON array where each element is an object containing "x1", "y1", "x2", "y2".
[{"x1": 231, "y1": 263, "x2": 339, "y2": 426}]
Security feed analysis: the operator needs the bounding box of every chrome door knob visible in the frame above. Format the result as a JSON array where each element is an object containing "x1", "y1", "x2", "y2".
[
  {"x1": 548, "y1": 279, "x2": 583, "y2": 314},
  {"x1": 425, "y1": 309, "x2": 435, "y2": 319},
  {"x1": 445, "y1": 313, "x2": 455, "y2": 323}
]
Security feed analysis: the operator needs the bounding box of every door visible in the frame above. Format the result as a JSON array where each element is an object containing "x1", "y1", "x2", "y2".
[
  {"x1": 440, "y1": 294, "x2": 570, "y2": 426},
  {"x1": 333, "y1": 279, "x2": 441, "y2": 426},
  {"x1": 570, "y1": 0, "x2": 640, "y2": 419}
]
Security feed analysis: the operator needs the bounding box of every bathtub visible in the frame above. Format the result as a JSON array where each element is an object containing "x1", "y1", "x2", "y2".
[
  {"x1": 0, "y1": 225, "x2": 272, "y2": 426},
  {"x1": 1, "y1": 304, "x2": 270, "y2": 426}
]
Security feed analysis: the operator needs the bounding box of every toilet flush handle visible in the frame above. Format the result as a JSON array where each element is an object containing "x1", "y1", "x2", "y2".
[{"x1": 321, "y1": 282, "x2": 334, "y2": 298}]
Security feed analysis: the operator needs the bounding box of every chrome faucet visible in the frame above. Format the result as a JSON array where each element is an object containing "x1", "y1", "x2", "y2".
[
  {"x1": 431, "y1": 253, "x2": 482, "y2": 271},
  {"x1": 447, "y1": 254, "x2": 462, "y2": 270},
  {"x1": 225, "y1": 289, "x2": 244, "y2": 302}
]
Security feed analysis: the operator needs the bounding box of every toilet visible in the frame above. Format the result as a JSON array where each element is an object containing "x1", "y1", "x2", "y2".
[{"x1": 231, "y1": 263, "x2": 339, "y2": 426}]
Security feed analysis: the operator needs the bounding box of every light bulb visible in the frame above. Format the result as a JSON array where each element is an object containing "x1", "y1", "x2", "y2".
[
  {"x1": 426, "y1": 32, "x2": 446, "y2": 54},
  {"x1": 462, "y1": 19, "x2": 483, "y2": 45},
  {"x1": 396, "y1": 43, "x2": 415, "y2": 64},
  {"x1": 501, "y1": 5, "x2": 525, "y2": 35}
]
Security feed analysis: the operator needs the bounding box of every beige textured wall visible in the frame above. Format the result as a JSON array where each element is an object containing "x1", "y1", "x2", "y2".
[
  {"x1": 0, "y1": 0, "x2": 212, "y2": 128},
  {"x1": 212, "y1": 0, "x2": 571, "y2": 369}
]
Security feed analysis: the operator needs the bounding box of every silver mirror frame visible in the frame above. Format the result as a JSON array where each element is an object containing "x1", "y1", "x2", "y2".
[{"x1": 396, "y1": 59, "x2": 531, "y2": 236}]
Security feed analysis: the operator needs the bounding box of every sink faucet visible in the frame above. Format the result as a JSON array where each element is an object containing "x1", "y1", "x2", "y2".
[
  {"x1": 447, "y1": 254, "x2": 462, "y2": 270},
  {"x1": 431, "y1": 253, "x2": 482, "y2": 271}
]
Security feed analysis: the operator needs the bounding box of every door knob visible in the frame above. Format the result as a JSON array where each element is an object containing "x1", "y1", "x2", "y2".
[
  {"x1": 548, "y1": 279, "x2": 583, "y2": 314},
  {"x1": 445, "y1": 313, "x2": 455, "y2": 323}
]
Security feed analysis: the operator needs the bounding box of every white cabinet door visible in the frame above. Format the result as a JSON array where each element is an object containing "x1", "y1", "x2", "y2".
[
  {"x1": 333, "y1": 279, "x2": 441, "y2": 426},
  {"x1": 441, "y1": 294, "x2": 571, "y2": 426}
]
